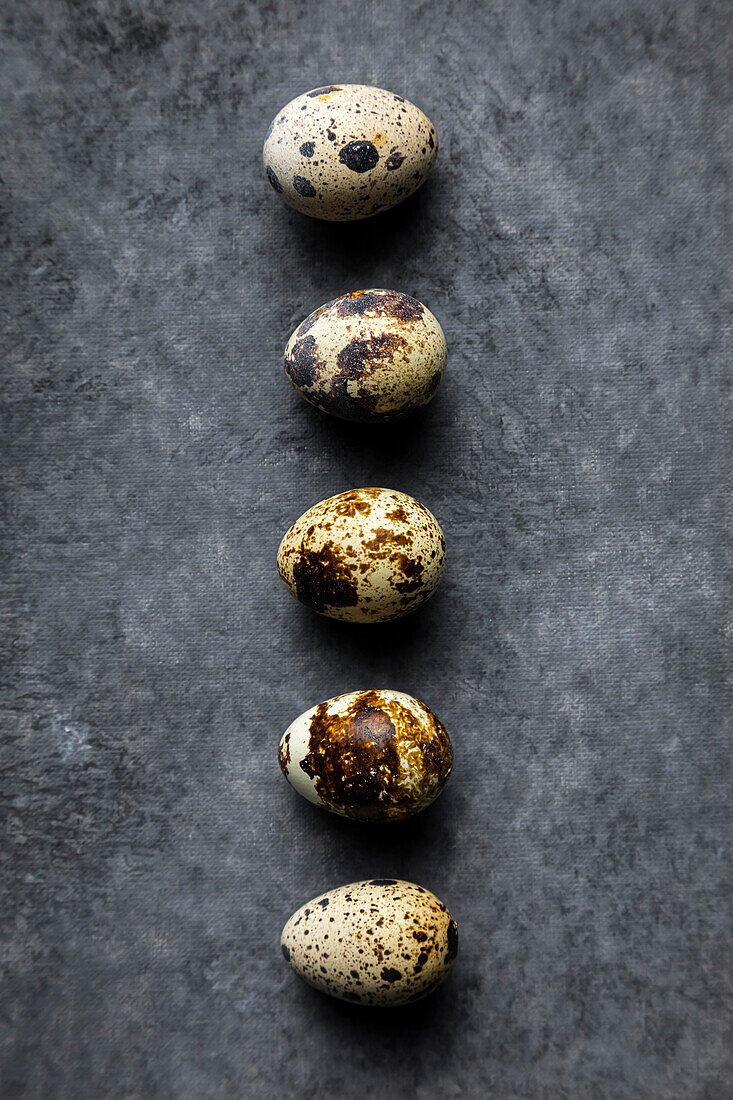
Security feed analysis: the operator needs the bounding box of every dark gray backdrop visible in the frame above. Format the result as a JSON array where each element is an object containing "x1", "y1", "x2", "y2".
[{"x1": 2, "y1": 1, "x2": 730, "y2": 1097}]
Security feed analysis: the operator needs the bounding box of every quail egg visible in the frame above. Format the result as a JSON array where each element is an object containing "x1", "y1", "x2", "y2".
[
  {"x1": 285, "y1": 289, "x2": 446, "y2": 422},
  {"x1": 263, "y1": 85, "x2": 438, "y2": 220},
  {"x1": 276, "y1": 487, "x2": 446, "y2": 622},
  {"x1": 279, "y1": 689, "x2": 452, "y2": 821},
  {"x1": 281, "y1": 879, "x2": 458, "y2": 1005}
]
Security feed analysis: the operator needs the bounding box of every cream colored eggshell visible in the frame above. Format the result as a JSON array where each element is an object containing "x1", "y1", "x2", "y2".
[
  {"x1": 281, "y1": 879, "x2": 458, "y2": 1006},
  {"x1": 263, "y1": 84, "x2": 438, "y2": 221},
  {"x1": 278, "y1": 689, "x2": 452, "y2": 822},
  {"x1": 284, "y1": 289, "x2": 447, "y2": 422},
  {"x1": 276, "y1": 487, "x2": 446, "y2": 622}
]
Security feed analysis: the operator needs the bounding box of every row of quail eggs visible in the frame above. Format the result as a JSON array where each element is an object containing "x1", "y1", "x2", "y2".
[{"x1": 266, "y1": 85, "x2": 457, "y2": 1008}]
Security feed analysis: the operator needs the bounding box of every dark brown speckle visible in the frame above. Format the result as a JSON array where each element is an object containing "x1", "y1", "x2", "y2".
[{"x1": 292, "y1": 543, "x2": 359, "y2": 613}]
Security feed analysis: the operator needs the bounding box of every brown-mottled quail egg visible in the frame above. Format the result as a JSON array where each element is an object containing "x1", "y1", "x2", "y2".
[
  {"x1": 279, "y1": 689, "x2": 452, "y2": 822},
  {"x1": 281, "y1": 879, "x2": 458, "y2": 1006},
  {"x1": 285, "y1": 289, "x2": 447, "y2": 422},
  {"x1": 276, "y1": 487, "x2": 446, "y2": 622},
  {"x1": 263, "y1": 85, "x2": 438, "y2": 221}
]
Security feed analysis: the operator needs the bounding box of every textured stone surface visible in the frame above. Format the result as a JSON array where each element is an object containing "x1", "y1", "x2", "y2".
[{"x1": 1, "y1": 1, "x2": 730, "y2": 1097}]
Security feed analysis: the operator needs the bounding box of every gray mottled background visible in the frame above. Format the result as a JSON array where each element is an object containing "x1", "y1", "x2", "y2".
[{"x1": 1, "y1": 1, "x2": 731, "y2": 1097}]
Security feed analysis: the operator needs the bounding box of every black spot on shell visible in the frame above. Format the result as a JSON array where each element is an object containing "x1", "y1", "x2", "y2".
[
  {"x1": 338, "y1": 140, "x2": 379, "y2": 173},
  {"x1": 266, "y1": 166, "x2": 283, "y2": 193},
  {"x1": 292, "y1": 544, "x2": 359, "y2": 613},
  {"x1": 285, "y1": 335, "x2": 320, "y2": 388},
  {"x1": 326, "y1": 130, "x2": 336, "y2": 141},
  {"x1": 293, "y1": 175, "x2": 316, "y2": 197},
  {"x1": 336, "y1": 334, "x2": 404, "y2": 380},
  {"x1": 381, "y1": 967, "x2": 402, "y2": 982},
  {"x1": 299, "y1": 141, "x2": 315, "y2": 157},
  {"x1": 385, "y1": 152, "x2": 405, "y2": 171},
  {"x1": 336, "y1": 290, "x2": 424, "y2": 323},
  {"x1": 281, "y1": 943, "x2": 290, "y2": 961},
  {"x1": 318, "y1": 898, "x2": 330, "y2": 907}
]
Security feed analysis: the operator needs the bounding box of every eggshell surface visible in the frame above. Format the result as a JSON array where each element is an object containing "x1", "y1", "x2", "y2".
[
  {"x1": 279, "y1": 689, "x2": 452, "y2": 821},
  {"x1": 285, "y1": 289, "x2": 447, "y2": 422},
  {"x1": 281, "y1": 879, "x2": 458, "y2": 1006},
  {"x1": 263, "y1": 85, "x2": 438, "y2": 220},
  {"x1": 276, "y1": 487, "x2": 446, "y2": 622}
]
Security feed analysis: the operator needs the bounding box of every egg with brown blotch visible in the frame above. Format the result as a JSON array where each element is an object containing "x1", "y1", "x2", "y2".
[
  {"x1": 276, "y1": 487, "x2": 446, "y2": 622},
  {"x1": 281, "y1": 879, "x2": 458, "y2": 1006},
  {"x1": 285, "y1": 289, "x2": 447, "y2": 422},
  {"x1": 263, "y1": 84, "x2": 438, "y2": 221},
  {"x1": 279, "y1": 689, "x2": 452, "y2": 822}
]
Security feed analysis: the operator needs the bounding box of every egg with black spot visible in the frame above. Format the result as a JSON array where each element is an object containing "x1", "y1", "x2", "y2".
[
  {"x1": 285, "y1": 289, "x2": 446, "y2": 422},
  {"x1": 279, "y1": 689, "x2": 452, "y2": 821},
  {"x1": 281, "y1": 879, "x2": 458, "y2": 1006},
  {"x1": 276, "y1": 487, "x2": 446, "y2": 622},
  {"x1": 263, "y1": 85, "x2": 438, "y2": 221}
]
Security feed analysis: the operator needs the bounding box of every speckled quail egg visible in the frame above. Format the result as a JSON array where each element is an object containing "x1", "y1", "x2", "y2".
[
  {"x1": 263, "y1": 85, "x2": 438, "y2": 221},
  {"x1": 279, "y1": 689, "x2": 452, "y2": 822},
  {"x1": 281, "y1": 879, "x2": 458, "y2": 1006},
  {"x1": 276, "y1": 487, "x2": 446, "y2": 622},
  {"x1": 285, "y1": 289, "x2": 447, "y2": 422}
]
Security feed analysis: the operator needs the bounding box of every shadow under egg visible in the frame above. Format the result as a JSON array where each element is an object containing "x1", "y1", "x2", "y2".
[{"x1": 278, "y1": 182, "x2": 438, "y2": 282}]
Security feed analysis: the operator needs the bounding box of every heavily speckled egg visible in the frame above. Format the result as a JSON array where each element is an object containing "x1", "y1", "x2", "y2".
[
  {"x1": 276, "y1": 487, "x2": 446, "y2": 622},
  {"x1": 263, "y1": 85, "x2": 438, "y2": 221},
  {"x1": 281, "y1": 879, "x2": 458, "y2": 1006},
  {"x1": 284, "y1": 289, "x2": 447, "y2": 422},
  {"x1": 279, "y1": 689, "x2": 452, "y2": 822}
]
